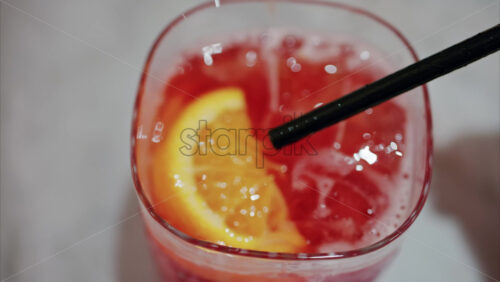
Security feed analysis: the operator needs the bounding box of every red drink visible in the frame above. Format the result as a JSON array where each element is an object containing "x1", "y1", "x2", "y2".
[
  {"x1": 132, "y1": 2, "x2": 432, "y2": 281},
  {"x1": 136, "y1": 31, "x2": 414, "y2": 280}
]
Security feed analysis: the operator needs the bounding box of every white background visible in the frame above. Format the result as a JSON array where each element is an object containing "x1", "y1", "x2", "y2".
[{"x1": 1, "y1": 0, "x2": 499, "y2": 281}]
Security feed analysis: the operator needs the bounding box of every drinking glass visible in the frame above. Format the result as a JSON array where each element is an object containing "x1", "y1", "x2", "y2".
[{"x1": 131, "y1": 1, "x2": 432, "y2": 281}]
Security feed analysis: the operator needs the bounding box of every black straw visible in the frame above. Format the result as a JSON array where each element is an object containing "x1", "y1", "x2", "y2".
[{"x1": 269, "y1": 24, "x2": 500, "y2": 149}]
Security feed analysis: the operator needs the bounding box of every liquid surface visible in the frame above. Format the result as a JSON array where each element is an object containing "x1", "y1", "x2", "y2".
[{"x1": 145, "y1": 31, "x2": 412, "y2": 253}]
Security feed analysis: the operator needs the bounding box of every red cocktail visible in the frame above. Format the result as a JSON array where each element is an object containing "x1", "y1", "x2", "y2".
[{"x1": 131, "y1": 1, "x2": 432, "y2": 281}]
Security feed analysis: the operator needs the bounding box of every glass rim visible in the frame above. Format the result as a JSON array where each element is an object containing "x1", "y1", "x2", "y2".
[{"x1": 131, "y1": 0, "x2": 433, "y2": 261}]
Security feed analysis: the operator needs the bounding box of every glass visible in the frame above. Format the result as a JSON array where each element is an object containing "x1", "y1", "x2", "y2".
[{"x1": 131, "y1": 0, "x2": 432, "y2": 281}]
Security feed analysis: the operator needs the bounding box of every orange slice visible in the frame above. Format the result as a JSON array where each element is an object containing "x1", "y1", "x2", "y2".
[{"x1": 152, "y1": 88, "x2": 305, "y2": 252}]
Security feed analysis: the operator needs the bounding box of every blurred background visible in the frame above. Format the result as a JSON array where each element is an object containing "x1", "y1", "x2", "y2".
[{"x1": 0, "y1": 0, "x2": 498, "y2": 281}]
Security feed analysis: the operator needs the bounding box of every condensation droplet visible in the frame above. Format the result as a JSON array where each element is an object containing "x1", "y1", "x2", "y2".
[
  {"x1": 358, "y1": 146, "x2": 378, "y2": 165},
  {"x1": 390, "y1": 141, "x2": 398, "y2": 150},
  {"x1": 353, "y1": 153, "x2": 361, "y2": 162},
  {"x1": 250, "y1": 194, "x2": 260, "y2": 201},
  {"x1": 395, "y1": 133, "x2": 403, "y2": 141},
  {"x1": 333, "y1": 142, "x2": 341, "y2": 150},
  {"x1": 280, "y1": 165, "x2": 288, "y2": 173},
  {"x1": 216, "y1": 182, "x2": 227, "y2": 189},
  {"x1": 291, "y1": 63, "x2": 302, "y2": 72},
  {"x1": 286, "y1": 57, "x2": 296, "y2": 67},
  {"x1": 360, "y1": 50, "x2": 370, "y2": 60},
  {"x1": 203, "y1": 54, "x2": 213, "y2": 66},
  {"x1": 246, "y1": 51, "x2": 257, "y2": 67},
  {"x1": 202, "y1": 43, "x2": 223, "y2": 66},
  {"x1": 324, "y1": 64, "x2": 338, "y2": 74},
  {"x1": 344, "y1": 157, "x2": 355, "y2": 165}
]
